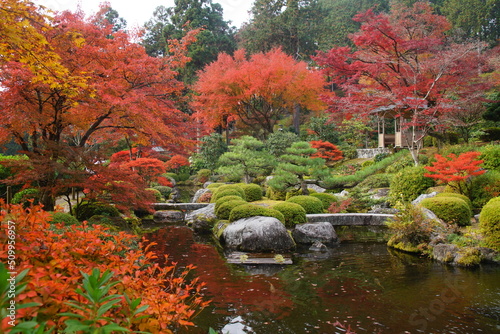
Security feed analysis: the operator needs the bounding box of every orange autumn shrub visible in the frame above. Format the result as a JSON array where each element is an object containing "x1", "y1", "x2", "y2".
[{"x1": 0, "y1": 202, "x2": 208, "y2": 332}]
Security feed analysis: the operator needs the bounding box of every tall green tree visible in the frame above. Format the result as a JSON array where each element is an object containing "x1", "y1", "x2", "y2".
[
  {"x1": 316, "y1": 0, "x2": 389, "y2": 49},
  {"x1": 440, "y1": 0, "x2": 500, "y2": 44},
  {"x1": 142, "y1": 0, "x2": 236, "y2": 83},
  {"x1": 238, "y1": 0, "x2": 324, "y2": 58}
]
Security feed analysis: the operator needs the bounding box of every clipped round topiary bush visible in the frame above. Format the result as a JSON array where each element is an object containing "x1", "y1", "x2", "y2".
[
  {"x1": 479, "y1": 197, "x2": 500, "y2": 252},
  {"x1": 272, "y1": 202, "x2": 307, "y2": 228},
  {"x1": 240, "y1": 183, "x2": 263, "y2": 202},
  {"x1": 389, "y1": 166, "x2": 435, "y2": 205},
  {"x1": 479, "y1": 144, "x2": 500, "y2": 171},
  {"x1": 216, "y1": 199, "x2": 248, "y2": 220},
  {"x1": 435, "y1": 192, "x2": 473, "y2": 211},
  {"x1": 286, "y1": 195, "x2": 324, "y2": 214},
  {"x1": 229, "y1": 204, "x2": 285, "y2": 223},
  {"x1": 420, "y1": 197, "x2": 472, "y2": 226},
  {"x1": 216, "y1": 184, "x2": 245, "y2": 197},
  {"x1": 207, "y1": 182, "x2": 225, "y2": 190},
  {"x1": 49, "y1": 212, "x2": 80, "y2": 225},
  {"x1": 215, "y1": 195, "x2": 248, "y2": 213},
  {"x1": 211, "y1": 189, "x2": 246, "y2": 202},
  {"x1": 74, "y1": 202, "x2": 121, "y2": 221},
  {"x1": 11, "y1": 188, "x2": 40, "y2": 207},
  {"x1": 310, "y1": 193, "x2": 338, "y2": 211},
  {"x1": 152, "y1": 186, "x2": 172, "y2": 199}
]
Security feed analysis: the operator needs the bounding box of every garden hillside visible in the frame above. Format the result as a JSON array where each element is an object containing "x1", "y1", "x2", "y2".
[{"x1": 1, "y1": 1, "x2": 500, "y2": 332}]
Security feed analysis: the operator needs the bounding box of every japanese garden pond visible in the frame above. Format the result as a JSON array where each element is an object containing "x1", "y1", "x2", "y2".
[{"x1": 145, "y1": 225, "x2": 500, "y2": 334}]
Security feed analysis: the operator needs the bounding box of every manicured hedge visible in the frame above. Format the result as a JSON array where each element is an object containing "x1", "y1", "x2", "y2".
[
  {"x1": 215, "y1": 195, "x2": 246, "y2": 212},
  {"x1": 228, "y1": 204, "x2": 285, "y2": 223},
  {"x1": 216, "y1": 200, "x2": 248, "y2": 220},
  {"x1": 286, "y1": 195, "x2": 323, "y2": 214},
  {"x1": 468, "y1": 171, "x2": 500, "y2": 211},
  {"x1": 240, "y1": 183, "x2": 263, "y2": 202},
  {"x1": 420, "y1": 197, "x2": 472, "y2": 226},
  {"x1": 272, "y1": 202, "x2": 307, "y2": 228},
  {"x1": 212, "y1": 189, "x2": 246, "y2": 202},
  {"x1": 152, "y1": 186, "x2": 172, "y2": 199},
  {"x1": 435, "y1": 192, "x2": 473, "y2": 211},
  {"x1": 310, "y1": 193, "x2": 338, "y2": 211},
  {"x1": 12, "y1": 188, "x2": 40, "y2": 207},
  {"x1": 479, "y1": 197, "x2": 500, "y2": 251}
]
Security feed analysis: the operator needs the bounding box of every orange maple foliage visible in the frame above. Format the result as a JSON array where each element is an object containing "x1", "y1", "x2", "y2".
[
  {"x1": 193, "y1": 48, "x2": 328, "y2": 138},
  {"x1": 0, "y1": 203, "x2": 209, "y2": 332},
  {"x1": 310, "y1": 140, "x2": 343, "y2": 163},
  {"x1": 165, "y1": 155, "x2": 190, "y2": 172},
  {"x1": 0, "y1": 9, "x2": 200, "y2": 209}
]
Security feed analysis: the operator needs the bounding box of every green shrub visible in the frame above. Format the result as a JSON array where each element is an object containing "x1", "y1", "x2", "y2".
[
  {"x1": 266, "y1": 187, "x2": 287, "y2": 201},
  {"x1": 152, "y1": 186, "x2": 172, "y2": 199},
  {"x1": 420, "y1": 197, "x2": 472, "y2": 226},
  {"x1": 387, "y1": 201, "x2": 441, "y2": 253},
  {"x1": 469, "y1": 171, "x2": 500, "y2": 210},
  {"x1": 74, "y1": 202, "x2": 120, "y2": 221},
  {"x1": 207, "y1": 183, "x2": 225, "y2": 190},
  {"x1": 309, "y1": 193, "x2": 338, "y2": 211},
  {"x1": 229, "y1": 204, "x2": 285, "y2": 223},
  {"x1": 216, "y1": 199, "x2": 248, "y2": 220},
  {"x1": 435, "y1": 192, "x2": 473, "y2": 210},
  {"x1": 286, "y1": 195, "x2": 323, "y2": 214},
  {"x1": 213, "y1": 184, "x2": 245, "y2": 198},
  {"x1": 240, "y1": 183, "x2": 263, "y2": 202},
  {"x1": 355, "y1": 173, "x2": 392, "y2": 190},
  {"x1": 49, "y1": 212, "x2": 80, "y2": 225},
  {"x1": 479, "y1": 127, "x2": 500, "y2": 142},
  {"x1": 215, "y1": 195, "x2": 247, "y2": 212},
  {"x1": 146, "y1": 188, "x2": 163, "y2": 202},
  {"x1": 374, "y1": 152, "x2": 391, "y2": 162},
  {"x1": 479, "y1": 197, "x2": 500, "y2": 251},
  {"x1": 272, "y1": 202, "x2": 307, "y2": 227},
  {"x1": 479, "y1": 144, "x2": 500, "y2": 171},
  {"x1": 389, "y1": 166, "x2": 435, "y2": 205},
  {"x1": 11, "y1": 188, "x2": 40, "y2": 207},
  {"x1": 195, "y1": 169, "x2": 212, "y2": 183},
  {"x1": 361, "y1": 160, "x2": 374, "y2": 168},
  {"x1": 211, "y1": 189, "x2": 246, "y2": 202}
]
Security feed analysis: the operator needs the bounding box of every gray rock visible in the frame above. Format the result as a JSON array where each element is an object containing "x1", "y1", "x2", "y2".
[
  {"x1": 153, "y1": 210, "x2": 184, "y2": 223},
  {"x1": 292, "y1": 222, "x2": 338, "y2": 245},
  {"x1": 432, "y1": 243, "x2": 459, "y2": 263},
  {"x1": 186, "y1": 203, "x2": 217, "y2": 233},
  {"x1": 370, "y1": 188, "x2": 390, "y2": 200},
  {"x1": 192, "y1": 188, "x2": 211, "y2": 203},
  {"x1": 222, "y1": 216, "x2": 295, "y2": 252},
  {"x1": 203, "y1": 181, "x2": 213, "y2": 188},
  {"x1": 307, "y1": 184, "x2": 326, "y2": 193},
  {"x1": 412, "y1": 192, "x2": 437, "y2": 205},
  {"x1": 309, "y1": 241, "x2": 329, "y2": 252}
]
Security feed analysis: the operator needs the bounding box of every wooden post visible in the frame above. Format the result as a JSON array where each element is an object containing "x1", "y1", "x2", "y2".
[{"x1": 6, "y1": 186, "x2": 12, "y2": 205}]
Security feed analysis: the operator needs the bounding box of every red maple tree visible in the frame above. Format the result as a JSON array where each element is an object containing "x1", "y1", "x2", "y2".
[
  {"x1": 0, "y1": 9, "x2": 200, "y2": 209},
  {"x1": 424, "y1": 151, "x2": 486, "y2": 195},
  {"x1": 310, "y1": 140, "x2": 343, "y2": 164},
  {"x1": 313, "y1": 2, "x2": 492, "y2": 164},
  {"x1": 165, "y1": 155, "x2": 191, "y2": 173}
]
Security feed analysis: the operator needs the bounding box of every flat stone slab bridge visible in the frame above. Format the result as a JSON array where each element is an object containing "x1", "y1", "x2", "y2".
[{"x1": 153, "y1": 203, "x2": 393, "y2": 226}]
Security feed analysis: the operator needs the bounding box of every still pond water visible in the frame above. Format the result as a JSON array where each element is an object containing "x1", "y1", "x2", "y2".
[{"x1": 146, "y1": 226, "x2": 500, "y2": 334}]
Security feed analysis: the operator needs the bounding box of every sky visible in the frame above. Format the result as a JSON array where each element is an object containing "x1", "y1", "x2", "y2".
[{"x1": 35, "y1": 0, "x2": 254, "y2": 28}]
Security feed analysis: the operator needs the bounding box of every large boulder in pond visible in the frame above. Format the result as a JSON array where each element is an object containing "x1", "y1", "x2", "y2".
[
  {"x1": 292, "y1": 222, "x2": 338, "y2": 245},
  {"x1": 186, "y1": 203, "x2": 217, "y2": 233},
  {"x1": 153, "y1": 210, "x2": 184, "y2": 223},
  {"x1": 222, "y1": 216, "x2": 295, "y2": 252}
]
